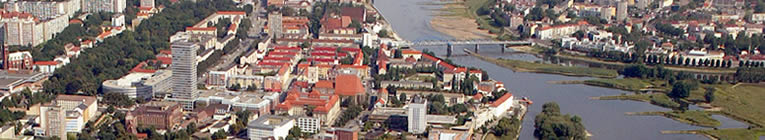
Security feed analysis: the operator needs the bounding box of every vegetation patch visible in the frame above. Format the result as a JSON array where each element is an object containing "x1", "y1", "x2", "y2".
[
  {"x1": 583, "y1": 78, "x2": 652, "y2": 91},
  {"x1": 471, "y1": 53, "x2": 618, "y2": 78},
  {"x1": 632, "y1": 111, "x2": 721, "y2": 127},
  {"x1": 695, "y1": 128, "x2": 765, "y2": 140}
]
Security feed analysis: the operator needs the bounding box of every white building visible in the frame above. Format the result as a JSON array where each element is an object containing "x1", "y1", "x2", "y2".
[
  {"x1": 489, "y1": 93, "x2": 514, "y2": 118},
  {"x1": 169, "y1": 42, "x2": 199, "y2": 110},
  {"x1": 248, "y1": 115, "x2": 294, "y2": 140},
  {"x1": 407, "y1": 96, "x2": 427, "y2": 134},
  {"x1": 296, "y1": 117, "x2": 320, "y2": 133},
  {"x1": 64, "y1": 110, "x2": 83, "y2": 133}
]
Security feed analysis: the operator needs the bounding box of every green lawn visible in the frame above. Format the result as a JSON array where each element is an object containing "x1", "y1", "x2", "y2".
[
  {"x1": 597, "y1": 93, "x2": 680, "y2": 109},
  {"x1": 490, "y1": 58, "x2": 618, "y2": 78},
  {"x1": 702, "y1": 84, "x2": 765, "y2": 127},
  {"x1": 584, "y1": 78, "x2": 652, "y2": 91},
  {"x1": 635, "y1": 111, "x2": 721, "y2": 127},
  {"x1": 697, "y1": 128, "x2": 765, "y2": 140}
]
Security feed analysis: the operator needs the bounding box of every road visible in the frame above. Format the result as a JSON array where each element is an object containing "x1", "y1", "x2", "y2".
[{"x1": 197, "y1": 3, "x2": 266, "y2": 84}]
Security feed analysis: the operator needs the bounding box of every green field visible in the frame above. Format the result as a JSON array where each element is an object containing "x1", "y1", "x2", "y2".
[
  {"x1": 696, "y1": 128, "x2": 765, "y2": 140},
  {"x1": 702, "y1": 84, "x2": 765, "y2": 127},
  {"x1": 584, "y1": 78, "x2": 653, "y2": 91},
  {"x1": 597, "y1": 93, "x2": 680, "y2": 108},
  {"x1": 634, "y1": 111, "x2": 721, "y2": 127},
  {"x1": 486, "y1": 57, "x2": 618, "y2": 78}
]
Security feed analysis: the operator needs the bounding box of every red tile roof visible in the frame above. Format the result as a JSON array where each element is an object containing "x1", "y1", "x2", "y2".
[
  {"x1": 315, "y1": 80, "x2": 333, "y2": 89},
  {"x1": 34, "y1": 61, "x2": 59, "y2": 65},
  {"x1": 335, "y1": 74, "x2": 364, "y2": 96},
  {"x1": 490, "y1": 92, "x2": 513, "y2": 107}
]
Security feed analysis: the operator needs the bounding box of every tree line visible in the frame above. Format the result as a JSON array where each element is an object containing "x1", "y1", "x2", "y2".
[{"x1": 42, "y1": 0, "x2": 243, "y2": 96}]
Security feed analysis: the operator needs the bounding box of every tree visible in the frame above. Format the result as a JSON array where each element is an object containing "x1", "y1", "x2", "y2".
[
  {"x1": 399, "y1": 93, "x2": 407, "y2": 103},
  {"x1": 103, "y1": 93, "x2": 135, "y2": 108},
  {"x1": 377, "y1": 29, "x2": 390, "y2": 38},
  {"x1": 704, "y1": 88, "x2": 715, "y2": 103},
  {"x1": 106, "y1": 105, "x2": 116, "y2": 113},
  {"x1": 211, "y1": 130, "x2": 227, "y2": 140},
  {"x1": 348, "y1": 20, "x2": 362, "y2": 32},
  {"x1": 534, "y1": 102, "x2": 586, "y2": 140},
  {"x1": 670, "y1": 81, "x2": 697, "y2": 99}
]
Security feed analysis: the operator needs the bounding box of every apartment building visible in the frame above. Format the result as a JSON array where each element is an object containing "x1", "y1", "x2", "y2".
[
  {"x1": 4, "y1": 0, "x2": 80, "y2": 19},
  {"x1": 81, "y1": 0, "x2": 126, "y2": 13}
]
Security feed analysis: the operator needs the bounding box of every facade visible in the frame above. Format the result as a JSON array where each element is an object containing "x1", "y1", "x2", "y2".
[
  {"x1": 170, "y1": 42, "x2": 199, "y2": 110},
  {"x1": 64, "y1": 110, "x2": 84, "y2": 133},
  {"x1": 55, "y1": 95, "x2": 98, "y2": 124},
  {"x1": 1, "y1": 12, "x2": 68, "y2": 47},
  {"x1": 616, "y1": 0, "x2": 628, "y2": 21},
  {"x1": 296, "y1": 117, "x2": 320, "y2": 133},
  {"x1": 102, "y1": 70, "x2": 172, "y2": 99},
  {"x1": 2, "y1": 12, "x2": 43, "y2": 46},
  {"x1": 3, "y1": 0, "x2": 80, "y2": 19},
  {"x1": 140, "y1": 0, "x2": 155, "y2": 8},
  {"x1": 39, "y1": 105, "x2": 66, "y2": 140},
  {"x1": 490, "y1": 92, "x2": 515, "y2": 118},
  {"x1": 407, "y1": 96, "x2": 427, "y2": 134},
  {"x1": 752, "y1": 13, "x2": 765, "y2": 24},
  {"x1": 5, "y1": 51, "x2": 33, "y2": 71},
  {"x1": 111, "y1": 13, "x2": 125, "y2": 27},
  {"x1": 248, "y1": 115, "x2": 295, "y2": 140},
  {"x1": 82, "y1": 0, "x2": 126, "y2": 13},
  {"x1": 131, "y1": 101, "x2": 183, "y2": 130}
]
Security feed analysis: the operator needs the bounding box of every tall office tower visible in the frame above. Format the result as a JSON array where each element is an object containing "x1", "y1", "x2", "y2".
[
  {"x1": 169, "y1": 42, "x2": 199, "y2": 110},
  {"x1": 268, "y1": 12, "x2": 283, "y2": 38},
  {"x1": 616, "y1": 0, "x2": 629, "y2": 21},
  {"x1": 407, "y1": 95, "x2": 427, "y2": 134}
]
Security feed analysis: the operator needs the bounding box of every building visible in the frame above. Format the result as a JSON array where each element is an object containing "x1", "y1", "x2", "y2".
[
  {"x1": 407, "y1": 95, "x2": 427, "y2": 134},
  {"x1": 274, "y1": 90, "x2": 341, "y2": 126},
  {"x1": 535, "y1": 21, "x2": 589, "y2": 40},
  {"x1": 616, "y1": 0, "x2": 628, "y2": 21},
  {"x1": 1, "y1": 11, "x2": 68, "y2": 47},
  {"x1": 102, "y1": 70, "x2": 172, "y2": 99},
  {"x1": 268, "y1": 13, "x2": 283, "y2": 38},
  {"x1": 39, "y1": 105, "x2": 66, "y2": 140},
  {"x1": 82, "y1": 0, "x2": 126, "y2": 13},
  {"x1": 296, "y1": 117, "x2": 320, "y2": 133},
  {"x1": 2, "y1": 12, "x2": 43, "y2": 46},
  {"x1": 0, "y1": 71, "x2": 47, "y2": 94},
  {"x1": 64, "y1": 110, "x2": 84, "y2": 133},
  {"x1": 751, "y1": 13, "x2": 765, "y2": 24},
  {"x1": 169, "y1": 42, "x2": 199, "y2": 110},
  {"x1": 195, "y1": 91, "x2": 280, "y2": 115},
  {"x1": 140, "y1": 0, "x2": 155, "y2": 8},
  {"x1": 112, "y1": 13, "x2": 125, "y2": 27},
  {"x1": 131, "y1": 101, "x2": 183, "y2": 130},
  {"x1": 34, "y1": 61, "x2": 63, "y2": 73},
  {"x1": 489, "y1": 92, "x2": 514, "y2": 118},
  {"x1": 636, "y1": 0, "x2": 651, "y2": 9},
  {"x1": 55, "y1": 95, "x2": 98, "y2": 124},
  {"x1": 248, "y1": 115, "x2": 295, "y2": 140},
  {"x1": 4, "y1": 51, "x2": 33, "y2": 71},
  {"x1": 3, "y1": 0, "x2": 80, "y2": 19},
  {"x1": 329, "y1": 127, "x2": 358, "y2": 140}
]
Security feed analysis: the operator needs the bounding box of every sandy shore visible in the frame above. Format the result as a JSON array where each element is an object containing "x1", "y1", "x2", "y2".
[{"x1": 429, "y1": 1, "x2": 494, "y2": 40}]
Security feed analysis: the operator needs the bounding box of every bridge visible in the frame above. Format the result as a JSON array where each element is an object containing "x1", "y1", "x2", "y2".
[{"x1": 394, "y1": 39, "x2": 535, "y2": 56}]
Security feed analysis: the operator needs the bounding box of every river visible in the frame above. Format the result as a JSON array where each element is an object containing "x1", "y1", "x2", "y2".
[{"x1": 373, "y1": 0, "x2": 721, "y2": 139}]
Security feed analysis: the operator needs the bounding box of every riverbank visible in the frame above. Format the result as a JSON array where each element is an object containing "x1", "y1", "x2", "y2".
[
  {"x1": 428, "y1": 0, "x2": 495, "y2": 40},
  {"x1": 366, "y1": 3, "x2": 404, "y2": 41},
  {"x1": 594, "y1": 83, "x2": 765, "y2": 138},
  {"x1": 466, "y1": 49, "x2": 619, "y2": 78},
  {"x1": 628, "y1": 111, "x2": 722, "y2": 127}
]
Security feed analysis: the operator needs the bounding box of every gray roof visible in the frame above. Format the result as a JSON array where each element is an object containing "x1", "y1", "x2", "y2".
[{"x1": 247, "y1": 115, "x2": 294, "y2": 130}]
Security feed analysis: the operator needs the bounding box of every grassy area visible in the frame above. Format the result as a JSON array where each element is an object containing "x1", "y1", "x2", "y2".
[
  {"x1": 695, "y1": 128, "x2": 765, "y2": 140},
  {"x1": 634, "y1": 111, "x2": 721, "y2": 127},
  {"x1": 439, "y1": 0, "x2": 503, "y2": 34},
  {"x1": 596, "y1": 93, "x2": 680, "y2": 109},
  {"x1": 583, "y1": 78, "x2": 653, "y2": 91},
  {"x1": 488, "y1": 57, "x2": 619, "y2": 78},
  {"x1": 702, "y1": 84, "x2": 765, "y2": 127}
]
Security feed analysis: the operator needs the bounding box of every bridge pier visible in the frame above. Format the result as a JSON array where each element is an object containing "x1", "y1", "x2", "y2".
[
  {"x1": 474, "y1": 44, "x2": 480, "y2": 52},
  {"x1": 501, "y1": 44, "x2": 506, "y2": 53},
  {"x1": 446, "y1": 44, "x2": 453, "y2": 57}
]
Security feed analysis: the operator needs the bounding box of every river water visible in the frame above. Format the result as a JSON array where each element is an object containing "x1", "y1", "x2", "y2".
[{"x1": 372, "y1": 0, "x2": 730, "y2": 139}]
